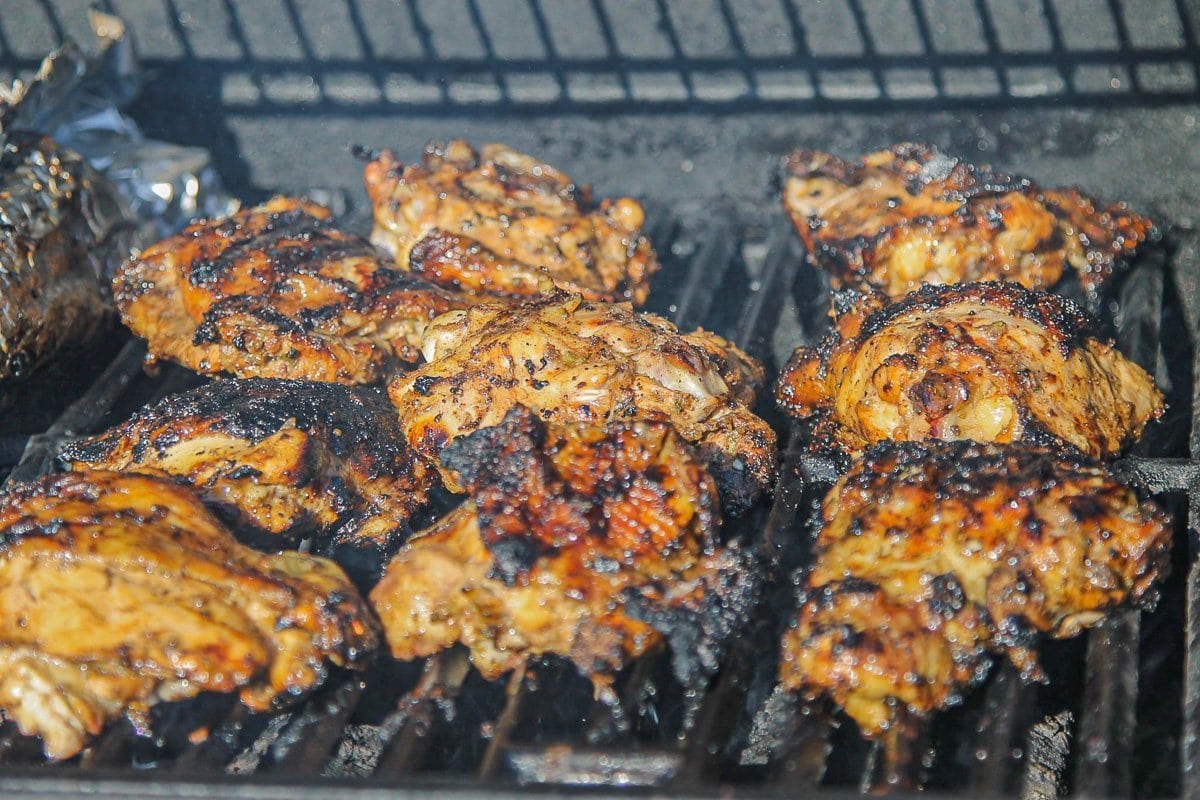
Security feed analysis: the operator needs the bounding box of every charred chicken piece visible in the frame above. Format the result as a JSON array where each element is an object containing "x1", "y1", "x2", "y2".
[
  {"x1": 58, "y1": 378, "x2": 432, "y2": 581},
  {"x1": 776, "y1": 282, "x2": 1163, "y2": 459},
  {"x1": 782, "y1": 144, "x2": 1154, "y2": 297},
  {"x1": 0, "y1": 470, "x2": 377, "y2": 761},
  {"x1": 370, "y1": 406, "x2": 758, "y2": 691},
  {"x1": 780, "y1": 440, "x2": 1171, "y2": 736},
  {"x1": 363, "y1": 140, "x2": 659, "y2": 305},
  {"x1": 114, "y1": 197, "x2": 470, "y2": 384},
  {"x1": 0, "y1": 130, "x2": 132, "y2": 383},
  {"x1": 390, "y1": 291, "x2": 777, "y2": 515}
]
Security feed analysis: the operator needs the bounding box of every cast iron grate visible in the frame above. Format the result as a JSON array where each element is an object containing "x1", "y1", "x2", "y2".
[
  {"x1": 0, "y1": 207, "x2": 1194, "y2": 798},
  {"x1": 0, "y1": 0, "x2": 1199, "y2": 116}
]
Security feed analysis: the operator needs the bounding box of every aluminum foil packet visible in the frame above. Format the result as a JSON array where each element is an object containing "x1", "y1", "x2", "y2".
[{"x1": 0, "y1": 10, "x2": 236, "y2": 253}]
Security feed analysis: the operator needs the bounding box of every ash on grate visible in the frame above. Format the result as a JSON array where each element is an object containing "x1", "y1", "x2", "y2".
[{"x1": 324, "y1": 724, "x2": 386, "y2": 778}]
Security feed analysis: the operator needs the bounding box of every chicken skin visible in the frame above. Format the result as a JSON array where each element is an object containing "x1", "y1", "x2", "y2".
[
  {"x1": 782, "y1": 144, "x2": 1154, "y2": 298},
  {"x1": 0, "y1": 470, "x2": 377, "y2": 761},
  {"x1": 389, "y1": 292, "x2": 777, "y2": 515},
  {"x1": 0, "y1": 131, "x2": 132, "y2": 383},
  {"x1": 776, "y1": 282, "x2": 1163, "y2": 459},
  {"x1": 58, "y1": 379, "x2": 433, "y2": 579},
  {"x1": 370, "y1": 406, "x2": 758, "y2": 690},
  {"x1": 780, "y1": 441, "x2": 1171, "y2": 736},
  {"x1": 114, "y1": 197, "x2": 469, "y2": 384},
  {"x1": 363, "y1": 140, "x2": 659, "y2": 304}
]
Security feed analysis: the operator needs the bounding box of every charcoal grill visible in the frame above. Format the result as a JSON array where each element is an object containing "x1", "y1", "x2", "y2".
[{"x1": 0, "y1": 1, "x2": 1198, "y2": 797}]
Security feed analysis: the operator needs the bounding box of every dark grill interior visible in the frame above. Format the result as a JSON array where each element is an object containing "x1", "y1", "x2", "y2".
[{"x1": 0, "y1": 1, "x2": 1198, "y2": 797}]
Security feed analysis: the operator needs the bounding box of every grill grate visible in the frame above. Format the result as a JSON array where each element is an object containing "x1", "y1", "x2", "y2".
[
  {"x1": 0, "y1": 206, "x2": 1193, "y2": 797},
  {"x1": 0, "y1": 0, "x2": 1198, "y2": 118}
]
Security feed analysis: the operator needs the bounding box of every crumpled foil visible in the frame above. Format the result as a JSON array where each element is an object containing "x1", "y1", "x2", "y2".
[{"x1": 0, "y1": 10, "x2": 237, "y2": 250}]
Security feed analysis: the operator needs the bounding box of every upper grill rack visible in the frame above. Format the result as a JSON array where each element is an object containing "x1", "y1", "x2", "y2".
[
  {"x1": 0, "y1": 207, "x2": 1194, "y2": 798},
  {"x1": 1, "y1": 0, "x2": 1198, "y2": 118}
]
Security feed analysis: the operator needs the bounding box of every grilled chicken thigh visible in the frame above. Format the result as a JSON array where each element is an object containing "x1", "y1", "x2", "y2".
[
  {"x1": 115, "y1": 198, "x2": 469, "y2": 384},
  {"x1": 0, "y1": 470, "x2": 377, "y2": 761},
  {"x1": 390, "y1": 292, "x2": 777, "y2": 515},
  {"x1": 0, "y1": 131, "x2": 131, "y2": 383},
  {"x1": 782, "y1": 144, "x2": 1154, "y2": 297},
  {"x1": 59, "y1": 379, "x2": 432, "y2": 578},
  {"x1": 776, "y1": 282, "x2": 1163, "y2": 459},
  {"x1": 363, "y1": 140, "x2": 659, "y2": 304},
  {"x1": 780, "y1": 441, "x2": 1171, "y2": 736},
  {"x1": 370, "y1": 407, "x2": 758, "y2": 690}
]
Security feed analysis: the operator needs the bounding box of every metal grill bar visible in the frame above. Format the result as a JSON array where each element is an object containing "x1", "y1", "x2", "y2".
[
  {"x1": 968, "y1": 665, "x2": 1032, "y2": 795},
  {"x1": 260, "y1": 681, "x2": 365, "y2": 774},
  {"x1": 4, "y1": 0, "x2": 1199, "y2": 113}
]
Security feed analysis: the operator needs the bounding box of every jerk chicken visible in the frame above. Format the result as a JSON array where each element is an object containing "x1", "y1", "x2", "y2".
[
  {"x1": 0, "y1": 129, "x2": 132, "y2": 384},
  {"x1": 776, "y1": 282, "x2": 1164, "y2": 459},
  {"x1": 782, "y1": 144, "x2": 1154, "y2": 298},
  {"x1": 0, "y1": 470, "x2": 377, "y2": 760},
  {"x1": 389, "y1": 291, "x2": 778, "y2": 515},
  {"x1": 363, "y1": 139, "x2": 659, "y2": 304},
  {"x1": 779, "y1": 440, "x2": 1172, "y2": 736},
  {"x1": 370, "y1": 406, "x2": 759, "y2": 691},
  {"x1": 114, "y1": 197, "x2": 470, "y2": 384},
  {"x1": 58, "y1": 379, "x2": 432, "y2": 581}
]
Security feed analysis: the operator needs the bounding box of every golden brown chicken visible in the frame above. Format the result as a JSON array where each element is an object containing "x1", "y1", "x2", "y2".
[
  {"x1": 776, "y1": 282, "x2": 1163, "y2": 459},
  {"x1": 57, "y1": 379, "x2": 432, "y2": 581},
  {"x1": 389, "y1": 291, "x2": 777, "y2": 515},
  {"x1": 370, "y1": 406, "x2": 759, "y2": 691},
  {"x1": 781, "y1": 144, "x2": 1154, "y2": 298},
  {"x1": 362, "y1": 140, "x2": 659, "y2": 304},
  {"x1": 0, "y1": 470, "x2": 377, "y2": 761},
  {"x1": 114, "y1": 197, "x2": 470, "y2": 384},
  {"x1": 779, "y1": 440, "x2": 1171, "y2": 736}
]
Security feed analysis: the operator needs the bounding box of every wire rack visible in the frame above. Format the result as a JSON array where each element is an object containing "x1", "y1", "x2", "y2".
[{"x1": 0, "y1": 0, "x2": 1198, "y2": 116}]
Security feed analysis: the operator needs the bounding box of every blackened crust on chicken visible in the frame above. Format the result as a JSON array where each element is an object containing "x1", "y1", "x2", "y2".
[
  {"x1": 856, "y1": 281, "x2": 1100, "y2": 352},
  {"x1": 115, "y1": 198, "x2": 470, "y2": 384},
  {"x1": 622, "y1": 542, "x2": 762, "y2": 689},
  {"x1": 370, "y1": 406, "x2": 759, "y2": 691},
  {"x1": 59, "y1": 379, "x2": 432, "y2": 584},
  {"x1": 439, "y1": 405, "x2": 720, "y2": 583},
  {"x1": 0, "y1": 132, "x2": 132, "y2": 385}
]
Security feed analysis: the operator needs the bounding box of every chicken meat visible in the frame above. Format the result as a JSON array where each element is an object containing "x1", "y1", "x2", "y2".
[
  {"x1": 58, "y1": 378, "x2": 433, "y2": 581},
  {"x1": 0, "y1": 129, "x2": 132, "y2": 384},
  {"x1": 389, "y1": 291, "x2": 777, "y2": 515},
  {"x1": 779, "y1": 440, "x2": 1171, "y2": 736},
  {"x1": 370, "y1": 406, "x2": 759, "y2": 691},
  {"x1": 776, "y1": 282, "x2": 1164, "y2": 459},
  {"x1": 0, "y1": 470, "x2": 377, "y2": 760},
  {"x1": 782, "y1": 144, "x2": 1154, "y2": 298},
  {"x1": 363, "y1": 139, "x2": 659, "y2": 304},
  {"x1": 114, "y1": 197, "x2": 470, "y2": 384}
]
